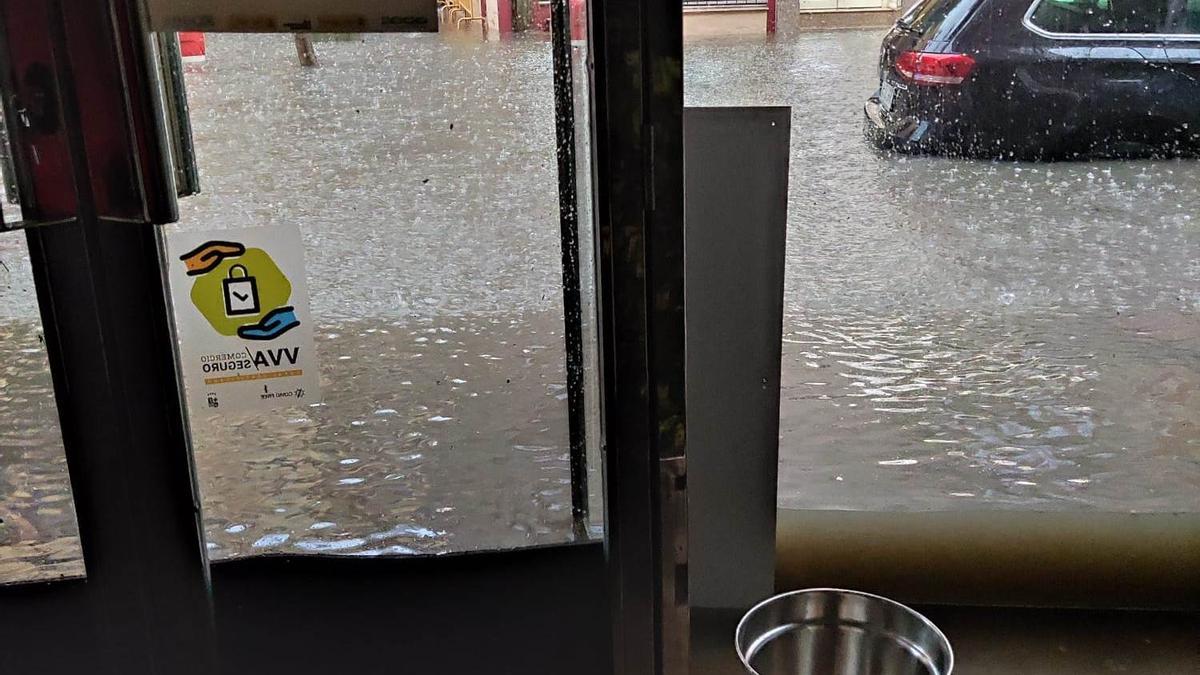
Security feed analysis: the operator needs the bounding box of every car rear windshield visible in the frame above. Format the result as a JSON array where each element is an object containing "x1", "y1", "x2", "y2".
[
  {"x1": 901, "y1": 0, "x2": 976, "y2": 37},
  {"x1": 1028, "y1": 0, "x2": 1200, "y2": 34}
]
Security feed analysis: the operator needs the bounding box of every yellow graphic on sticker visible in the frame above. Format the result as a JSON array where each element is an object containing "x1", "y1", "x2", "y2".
[{"x1": 179, "y1": 241, "x2": 299, "y2": 341}]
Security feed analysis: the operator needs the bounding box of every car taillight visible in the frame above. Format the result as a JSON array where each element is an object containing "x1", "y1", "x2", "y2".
[{"x1": 894, "y1": 51, "x2": 976, "y2": 86}]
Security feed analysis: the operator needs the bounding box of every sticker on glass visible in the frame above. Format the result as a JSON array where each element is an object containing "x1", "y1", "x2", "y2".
[{"x1": 166, "y1": 224, "x2": 321, "y2": 412}]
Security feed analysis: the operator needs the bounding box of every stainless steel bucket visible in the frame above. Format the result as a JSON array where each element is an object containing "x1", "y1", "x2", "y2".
[{"x1": 735, "y1": 589, "x2": 953, "y2": 675}]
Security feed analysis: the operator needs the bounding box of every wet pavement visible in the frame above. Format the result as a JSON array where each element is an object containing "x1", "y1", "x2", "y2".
[{"x1": 2, "y1": 30, "x2": 1199, "y2": 582}]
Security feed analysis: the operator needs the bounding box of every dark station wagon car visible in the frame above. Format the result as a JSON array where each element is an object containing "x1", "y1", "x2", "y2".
[{"x1": 864, "y1": 0, "x2": 1200, "y2": 158}]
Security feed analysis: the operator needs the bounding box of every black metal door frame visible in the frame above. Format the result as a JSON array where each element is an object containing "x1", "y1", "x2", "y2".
[
  {"x1": 0, "y1": 1, "x2": 687, "y2": 674},
  {"x1": 586, "y1": 0, "x2": 688, "y2": 672},
  {"x1": 0, "y1": 3, "x2": 216, "y2": 674}
]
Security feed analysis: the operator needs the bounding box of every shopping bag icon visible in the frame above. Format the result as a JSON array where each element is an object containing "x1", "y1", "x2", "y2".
[{"x1": 223, "y1": 264, "x2": 260, "y2": 317}]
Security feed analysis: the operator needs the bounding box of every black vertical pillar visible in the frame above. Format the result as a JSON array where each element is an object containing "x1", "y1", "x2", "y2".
[
  {"x1": 587, "y1": 0, "x2": 688, "y2": 671},
  {"x1": 550, "y1": 0, "x2": 590, "y2": 538},
  {"x1": 24, "y1": 219, "x2": 218, "y2": 675},
  {"x1": 0, "y1": 1, "x2": 217, "y2": 674}
]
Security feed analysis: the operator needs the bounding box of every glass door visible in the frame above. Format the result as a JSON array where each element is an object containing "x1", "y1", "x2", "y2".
[{"x1": 0, "y1": 0, "x2": 691, "y2": 673}]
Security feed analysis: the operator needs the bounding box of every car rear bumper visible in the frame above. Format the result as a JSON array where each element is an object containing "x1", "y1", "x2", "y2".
[
  {"x1": 864, "y1": 92, "x2": 1048, "y2": 158},
  {"x1": 864, "y1": 79, "x2": 1043, "y2": 157},
  {"x1": 865, "y1": 88, "x2": 1200, "y2": 160},
  {"x1": 863, "y1": 95, "x2": 943, "y2": 153}
]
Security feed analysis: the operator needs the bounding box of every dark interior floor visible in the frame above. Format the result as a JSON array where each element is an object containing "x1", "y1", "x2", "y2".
[
  {"x1": 5, "y1": 541, "x2": 1194, "y2": 674},
  {"x1": 692, "y1": 605, "x2": 1200, "y2": 674},
  {"x1": 1, "y1": 542, "x2": 613, "y2": 675},
  {"x1": 211, "y1": 542, "x2": 611, "y2": 675}
]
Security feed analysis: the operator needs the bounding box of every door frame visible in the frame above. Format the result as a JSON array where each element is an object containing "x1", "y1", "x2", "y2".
[{"x1": 0, "y1": 2, "x2": 687, "y2": 675}]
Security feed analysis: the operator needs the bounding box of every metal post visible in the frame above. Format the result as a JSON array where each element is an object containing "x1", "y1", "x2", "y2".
[
  {"x1": 550, "y1": 0, "x2": 590, "y2": 539},
  {"x1": 294, "y1": 33, "x2": 319, "y2": 66}
]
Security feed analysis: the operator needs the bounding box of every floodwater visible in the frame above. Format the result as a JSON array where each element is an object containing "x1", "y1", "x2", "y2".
[
  {"x1": 2, "y1": 30, "x2": 1199, "y2": 582},
  {"x1": 175, "y1": 33, "x2": 591, "y2": 562},
  {"x1": 686, "y1": 32, "x2": 1200, "y2": 511},
  {"x1": 0, "y1": 318, "x2": 82, "y2": 582}
]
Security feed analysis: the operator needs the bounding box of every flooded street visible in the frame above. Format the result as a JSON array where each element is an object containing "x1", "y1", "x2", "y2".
[
  {"x1": 172, "y1": 34, "x2": 585, "y2": 561},
  {"x1": 2, "y1": 29, "x2": 1199, "y2": 581},
  {"x1": 686, "y1": 33, "x2": 1200, "y2": 511}
]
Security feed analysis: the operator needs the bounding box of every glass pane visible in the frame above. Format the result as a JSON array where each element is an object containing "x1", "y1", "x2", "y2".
[
  {"x1": 551, "y1": 0, "x2": 604, "y2": 534},
  {"x1": 163, "y1": 29, "x2": 599, "y2": 560},
  {"x1": 0, "y1": 233, "x2": 83, "y2": 583},
  {"x1": 1028, "y1": 0, "x2": 1200, "y2": 34},
  {"x1": 684, "y1": 18, "x2": 1200, "y2": 513},
  {"x1": 902, "y1": 0, "x2": 973, "y2": 37}
]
